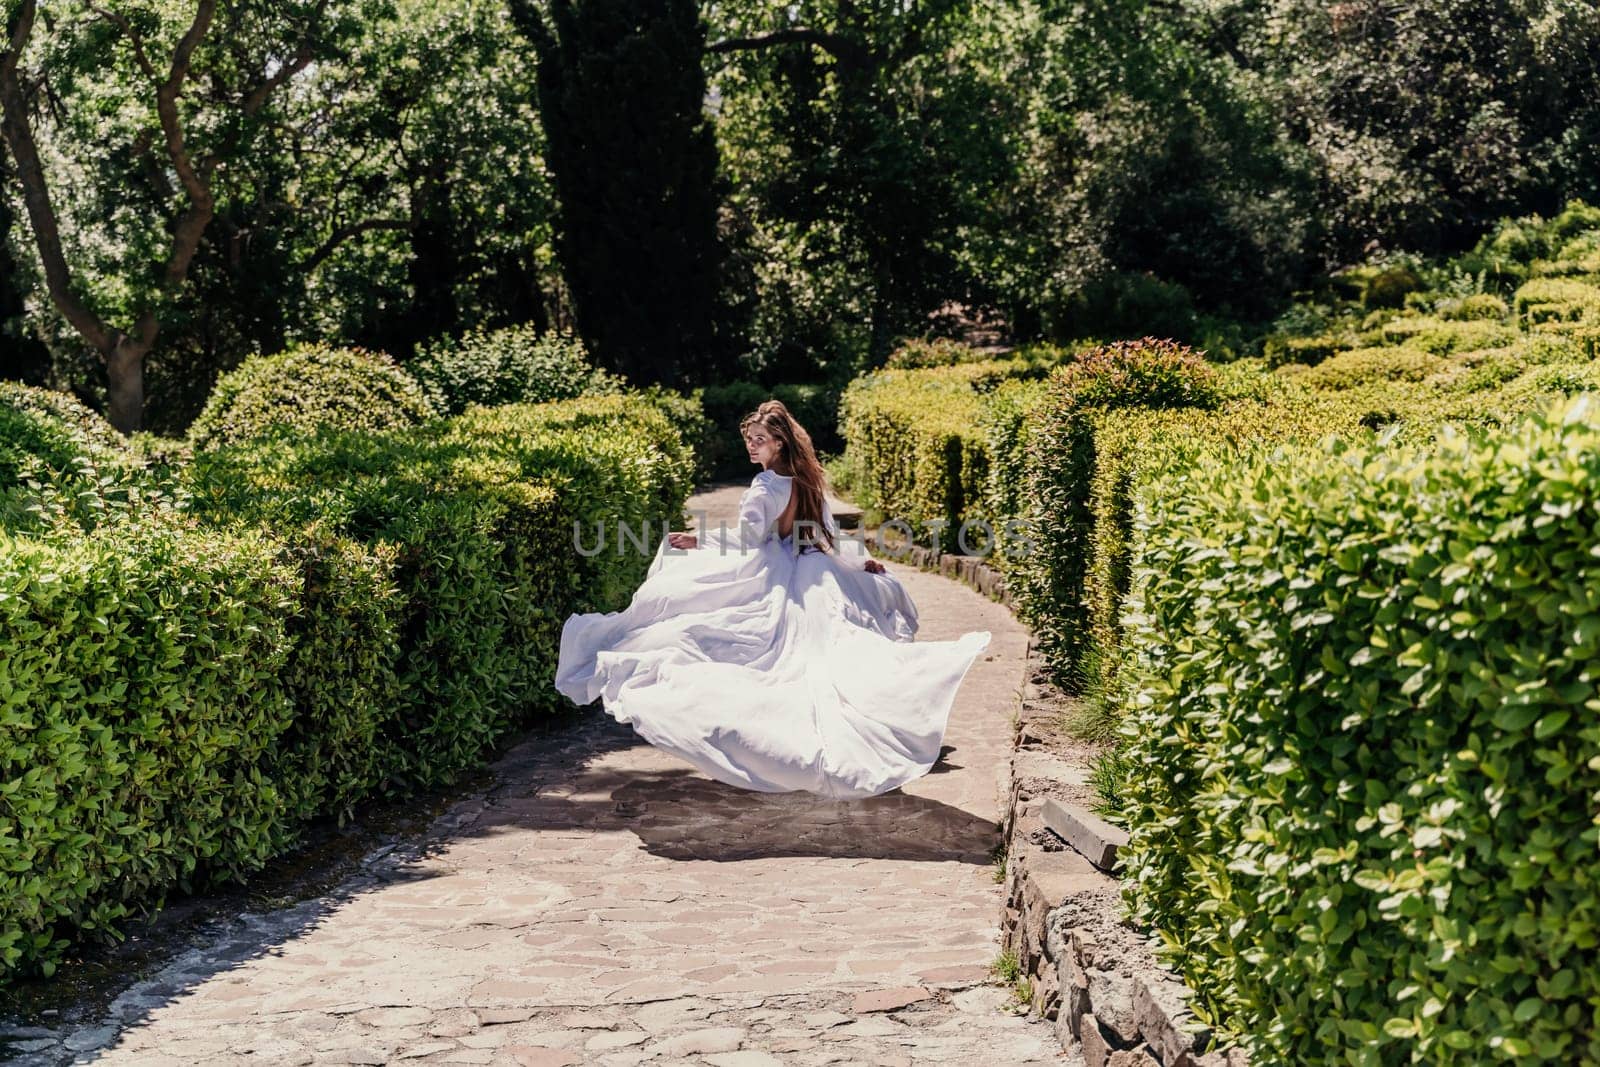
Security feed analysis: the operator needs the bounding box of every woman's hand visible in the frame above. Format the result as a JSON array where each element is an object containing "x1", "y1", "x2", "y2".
[
  {"x1": 667, "y1": 531, "x2": 698, "y2": 550},
  {"x1": 863, "y1": 559, "x2": 885, "y2": 574}
]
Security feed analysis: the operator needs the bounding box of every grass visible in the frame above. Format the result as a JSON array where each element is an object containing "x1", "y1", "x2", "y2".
[
  {"x1": 990, "y1": 950, "x2": 1034, "y2": 1012},
  {"x1": 1063, "y1": 639, "x2": 1122, "y2": 743},
  {"x1": 1086, "y1": 746, "x2": 1133, "y2": 828},
  {"x1": 990, "y1": 840, "x2": 1008, "y2": 884}
]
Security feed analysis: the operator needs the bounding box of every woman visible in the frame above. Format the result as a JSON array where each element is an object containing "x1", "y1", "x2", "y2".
[{"x1": 554, "y1": 400, "x2": 992, "y2": 800}]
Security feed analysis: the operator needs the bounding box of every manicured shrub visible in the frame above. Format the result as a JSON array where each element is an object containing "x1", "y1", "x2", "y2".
[
  {"x1": 1010, "y1": 389, "x2": 1361, "y2": 703},
  {"x1": 0, "y1": 389, "x2": 692, "y2": 985},
  {"x1": 1116, "y1": 397, "x2": 1600, "y2": 1064},
  {"x1": 187, "y1": 394, "x2": 693, "y2": 790},
  {"x1": 188, "y1": 343, "x2": 436, "y2": 450},
  {"x1": 1438, "y1": 293, "x2": 1510, "y2": 321},
  {"x1": 266, "y1": 530, "x2": 404, "y2": 824},
  {"x1": 838, "y1": 368, "x2": 991, "y2": 553},
  {"x1": 1378, "y1": 316, "x2": 1519, "y2": 355},
  {"x1": 1262, "y1": 332, "x2": 1352, "y2": 368},
  {"x1": 977, "y1": 378, "x2": 1049, "y2": 529},
  {"x1": 1514, "y1": 277, "x2": 1600, "y2": 325},
  {"x1": 1051, "y1": 338, "x2": 1221, "y2": 410},
  {"x1": 407, "y1": 324, "x2": 623, "y2": 417},
  {"x1": 1296, "y1": 346, "x2": 1448, "y2": 391},
  {"x1": 1362, "y1": 264, "x2": 1424, "y2": 309},
  {"x1": 837, "y1": 357, "x2": 1054, "y2": 551},
  {"x1": 1000, "y1": 342, "x2": 1227, "y2": 697},
  {"x1": 633, "y1": 384, "x2": 716, "y2": 483},
  {"x1": 0, "y1": 519, "x2": 299, "y2": 978},
  {"x1": 0, "y1": 383, "x2": 124, "y2": 453},
  {"x1": 885, "y1": 338, "x2": 987, "y2": 369},
  {"x1": 0, "y1": 386, "x2": 156, "y2": 535},
  {"x1": 1551, "y1": 199, "x2": 1600, "y2": 240}
]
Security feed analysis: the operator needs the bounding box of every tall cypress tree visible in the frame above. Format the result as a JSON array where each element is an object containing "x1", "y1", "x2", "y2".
[
  {"x1": 0, "y1": 158, "x2": 49, "y2": 386},
  {"x1": 510, "y1": 0, "x2": 726, "y2": 388}
]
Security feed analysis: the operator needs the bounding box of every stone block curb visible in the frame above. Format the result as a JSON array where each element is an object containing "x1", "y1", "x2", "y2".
[{"x1": 1043, "y1": 797, "x2": 1129, "y2": 873}]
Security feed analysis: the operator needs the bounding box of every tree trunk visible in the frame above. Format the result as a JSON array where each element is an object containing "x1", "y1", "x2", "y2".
[{"x1": 105, "y1": 336, "x2": 148, "y2": 434}]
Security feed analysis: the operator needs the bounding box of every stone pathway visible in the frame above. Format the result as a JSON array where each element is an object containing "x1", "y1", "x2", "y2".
[{"x1": 8, "y1": 481, "x2": 1060, "y2": 1066}]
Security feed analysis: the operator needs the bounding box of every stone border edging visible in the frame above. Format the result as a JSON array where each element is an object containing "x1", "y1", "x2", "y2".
[
  {"x1": 998, "y1": 642, "x2": 1251, "y2": 1066},
  {"x1": 860, "y1": 532, "x2": 1013, "y2": 608}
]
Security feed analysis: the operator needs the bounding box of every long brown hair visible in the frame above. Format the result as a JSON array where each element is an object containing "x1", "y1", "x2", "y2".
[{"x1": 739, "y1": 399, "x2": 836, "y2": 554}]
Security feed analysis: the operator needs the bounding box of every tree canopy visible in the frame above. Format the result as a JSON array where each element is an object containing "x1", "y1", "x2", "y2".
[{"x1": 0, "y1": 0, "x2": 1594, "y2": 430}]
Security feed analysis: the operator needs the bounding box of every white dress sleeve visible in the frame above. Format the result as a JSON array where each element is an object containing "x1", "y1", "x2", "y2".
[{"x1": 735, "y1": 471, "x2": 789, "y2": 549}]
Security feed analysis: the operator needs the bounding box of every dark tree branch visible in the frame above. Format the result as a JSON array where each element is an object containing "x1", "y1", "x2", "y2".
[
  {"x1": 241, "y1": 0, "x2": 328, "y2": 116},
  {"x1": 0, "y1": 0, "x2": 115, "y2": 353},
  {"x1": 302, "y1": 217, "x2": 412, "y2": 271},
  {"x1": 88, "y1": 5, "x2": 160, "y2": 81}
]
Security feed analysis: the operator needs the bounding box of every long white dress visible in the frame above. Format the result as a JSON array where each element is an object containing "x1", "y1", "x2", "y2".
[{"x1": 554, "y1": 469, "x2": 993, "y2": 799}]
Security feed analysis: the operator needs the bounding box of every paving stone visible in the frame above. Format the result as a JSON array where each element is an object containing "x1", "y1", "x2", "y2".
[
  {"x1": 503, "y1": 1048, "x2": 582, "y2": 1067},
  {"x1": 634, "y1": 999, "x2": 716, "y2": 1033},
  {"x1": 917, "y1": 964, "x2": 992, "y2": 986},
  {"x1": 63, "y1": 1026, "x2": 119, "y2": 1052},
  {"x1": 585, "y1": 1029, "x2": 650, "y2": 1051},
  {"x1": 441, "y1": 1049, "x2": 496, "y2": 1064},
  {"x1": 596, "y1": 1053, "x2": 653, "y2": 1067},
  {"x1": 458, "y1": 1030, "x2": 508, "y2": 1048},
  {"x1": 0, "y1": 1027, "x2": 59, "y2": 1039},
  {"x1": 823, "y1": 1018, "x2": 904, "y2": 1040},
  {"x1": 324, "y1": 1050, "x2": 389, "y2": 1065},
  {"x1": 428, "y1": 1009, "x2": 481, "y2": 1037},
  {"x1": 649, "y1": 1026, "x2": 749, "y2": 1055},
  {"x1": 354, "y1": 1006, "x2": 433, "y2": 1028},
  {"x1": 704, "y1": 1053, "x2": 788, "y2": 1067},
  {"x1": 851, "y1": 986, "x2": 932, "y2": 1013},
  {"x1": 395, "y1": 1042, "x2": 458, "y2": 1059},
  {"x1": 9, "y1": 1038, "x2": 59, "y2": 1053}
]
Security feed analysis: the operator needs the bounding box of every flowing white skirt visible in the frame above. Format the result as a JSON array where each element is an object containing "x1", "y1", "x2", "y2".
[{"x1": 555, "y1": 528, "x2": 992, "y2": 799}]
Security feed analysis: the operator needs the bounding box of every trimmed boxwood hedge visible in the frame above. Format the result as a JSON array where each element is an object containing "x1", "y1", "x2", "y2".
[
  {"x1": 188, "y1": 394, "x2": 694, "y2": 790},
  {"x1": 0, "y1": 518, "x2": 299, "y2": 977},
  {"x1": 1115, "y1": 396, "x2": 1600, "y2": 1064},
  {"x1": 406, "y1": 324, "x2": 624, "y2": 417},
  {"x1": 0, "y1": 384, "x2": 156, "y2": 535},
  {"x1": 188, "y1": 343, "x2": 437, "y2": 450},
  {"x1": 0, "y1": 392, "x2": 692, "y2": 983},
  {"x1": 838, "y1": 354, "x2": 1055, "y2": 551}
]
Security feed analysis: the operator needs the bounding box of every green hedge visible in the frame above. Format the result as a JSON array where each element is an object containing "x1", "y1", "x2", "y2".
[
  {"x1": 838, "y1": 355, "x2": 1055, "y2": 551},
  {"x1": 1115, "y1": 397, "x2": 1600, "y2": 1063},
  {"x1": 0, "y1": 392, "x2": 692, "y2": 982},
  {"x1": 189, "y1": 343, "x2": 437, "y2": 450},
  {"x1": 188, "y1": 394, "x2": 693, "y2": 790},
  {"x1": 1294, "y1": 346, "x2": 1449, "y2": 391},
  {"x1": 0, "y1": 385, "x2": 158, "y2": 535},
  {"x1": 0, "y1": 519, "x2": 298, "y2": 976},
  {"x1": 407, "y1": 324, "x2": 624, "y2": 417}
]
